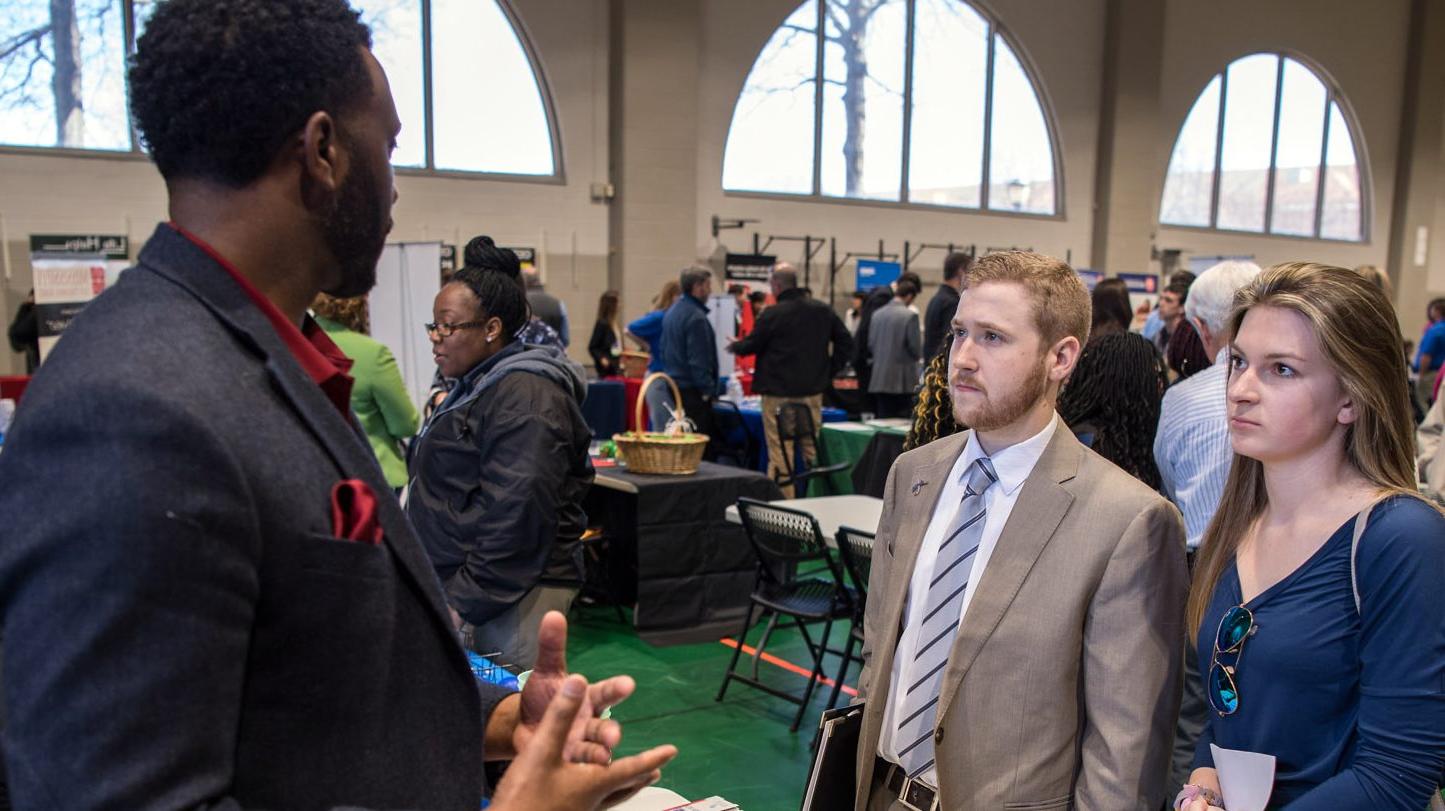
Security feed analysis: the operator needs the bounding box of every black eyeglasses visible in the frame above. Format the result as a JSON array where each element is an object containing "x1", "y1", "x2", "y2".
[
  {"x1": 1207, "y1": 604, "x2": 1256, "y2": 716},
  {"x1": 424, "y1": 320, "x2": 487, "y2": 339}
]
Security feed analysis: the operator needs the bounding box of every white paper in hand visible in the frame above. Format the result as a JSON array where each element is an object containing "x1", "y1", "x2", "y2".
[{"x1": 1210, "y1": 743, "x2": 1276, "y2": 811}]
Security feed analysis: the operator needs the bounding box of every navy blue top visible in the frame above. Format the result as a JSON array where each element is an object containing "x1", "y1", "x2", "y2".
[
  {"x1": 1193, "y1": 495, "x2": 1445, "y2": 809},
  {"x1": 660, "y1": 294, "x2": 718, "y2": 391}
]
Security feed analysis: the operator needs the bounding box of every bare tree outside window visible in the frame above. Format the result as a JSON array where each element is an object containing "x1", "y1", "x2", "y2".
[
  {"x1": 723, "y1": 0, "x2": 1057, "y2": 214},
  {"x1": 1, "y1": 0, "x2": 128, "y2": 150}
]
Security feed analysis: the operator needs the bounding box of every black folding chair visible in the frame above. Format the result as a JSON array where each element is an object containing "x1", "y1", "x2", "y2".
[
  {"x1": 826, "y1": 525, "x2": 875, "y2": 711},
  {"x1": 716, "y1": 498, "x2": 857, "y2": 732},
  {"x1": 711, "y1": 399, "x2": 757, "y2": 469},
  {"x1": 774, "y1": 402, "x2": 850, "y2": 495}
]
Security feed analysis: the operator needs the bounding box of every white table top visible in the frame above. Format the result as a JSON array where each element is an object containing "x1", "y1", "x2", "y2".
[
  {"x1": 609, "y1": 786, "x2": 692, "y2": 811},
  {"x1": 724, "y1": 493, "x2": 883, "y2": 541}
]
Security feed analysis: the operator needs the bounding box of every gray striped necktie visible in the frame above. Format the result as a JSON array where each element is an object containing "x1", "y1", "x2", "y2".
[{"x1": 895, "y1": 456, "x2": 997, "y2": 779}]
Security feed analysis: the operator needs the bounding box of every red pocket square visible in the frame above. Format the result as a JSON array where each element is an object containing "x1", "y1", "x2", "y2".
[{"x1": 330, "y1": 479, "x2": 383, "y2": 545}]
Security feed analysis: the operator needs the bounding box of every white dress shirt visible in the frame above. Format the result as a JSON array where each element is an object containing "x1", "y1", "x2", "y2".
[
  {"x1": 1153, "y1": 348, "x2": 1230, "y2": 548},
  {"x1": 878, "y1": 414, "x2": 1059, "y2": 784}
]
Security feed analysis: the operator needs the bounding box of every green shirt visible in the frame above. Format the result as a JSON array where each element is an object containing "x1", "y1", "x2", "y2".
[{"x1": 315, "y1": 316, "x2": 420, "y2": 488}]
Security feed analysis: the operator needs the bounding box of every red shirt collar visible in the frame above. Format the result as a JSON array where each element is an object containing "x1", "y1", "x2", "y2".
[{"x1": 169, "y1": 222, "x2": 355, "y2": 417}]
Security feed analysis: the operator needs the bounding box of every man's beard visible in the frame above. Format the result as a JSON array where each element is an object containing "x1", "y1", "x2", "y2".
[
  {"x1": 953, "y1": 353, "x2": 1050, "y2": 431},
  {"x1": 320, "y1": 162, "x2": 386, "y2": 299}
]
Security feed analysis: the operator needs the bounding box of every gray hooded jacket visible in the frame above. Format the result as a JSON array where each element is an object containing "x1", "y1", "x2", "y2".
[{"x1": 407, "y1": 341, "x2": 594, "y2": 626}]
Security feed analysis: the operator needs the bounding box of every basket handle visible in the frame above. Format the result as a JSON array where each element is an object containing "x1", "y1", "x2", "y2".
[{"x1": 637, "y1": 372, "x2": 685, "y2": 431}]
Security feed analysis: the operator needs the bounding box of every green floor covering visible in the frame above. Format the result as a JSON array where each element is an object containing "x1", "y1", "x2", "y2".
[{"x1": 565, "y1": 607, "x2": 857, "y2": 811}]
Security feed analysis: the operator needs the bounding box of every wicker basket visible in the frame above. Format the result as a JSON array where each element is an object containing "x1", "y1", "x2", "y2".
[
  {"x1": 619, "y1": 350, "x2": 651, "y2": 379},
  {"x1": 612, "y1": 372, "x2": 708, "y2": 475}
]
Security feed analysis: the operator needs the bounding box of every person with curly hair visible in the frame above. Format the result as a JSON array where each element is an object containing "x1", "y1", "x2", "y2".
[
  {"x1": 1059, "y1": 331, "x2": 1168, "y2": 490},
  {"x1": 310, "y1": 292, "x2": 419, "y2": 492},
  {"x1": 0, "y1": 1, "x2": 673, "y2": 808},
  {"x1": 903, "y1": 346, "x2": 964, "y2": 451}
]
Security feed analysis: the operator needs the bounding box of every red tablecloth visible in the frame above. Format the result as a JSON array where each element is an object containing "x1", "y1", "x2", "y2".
[{"x1": 0, "y1": 376, "x2": 29, "y2": 404}]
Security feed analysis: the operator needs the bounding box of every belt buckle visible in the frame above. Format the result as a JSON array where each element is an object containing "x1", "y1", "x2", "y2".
[{"x1": 897, "y1": 773, "x2": 939, "y2": 811}]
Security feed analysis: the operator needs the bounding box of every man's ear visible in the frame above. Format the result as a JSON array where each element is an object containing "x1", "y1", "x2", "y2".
[
  {"x1": 1046, "y1": 335, "x2": 1082, "y2": 384},
  {"x1": 1192, "y1": 317, "x2": 1214, "y2": 350},
  {"x1": 299, "y1": 111, "x2": 344, "y2": 205}
]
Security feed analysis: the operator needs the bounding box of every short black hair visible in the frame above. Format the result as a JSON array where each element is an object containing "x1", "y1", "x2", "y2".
[
  {"x1": 895, "y1": 277, "x2": 921, "y2": 298},
  {"x1": 943, "y1": 252, "x2": 973, "y2": 282},
  {"x1": 449, "y1": 267, "x2": 529, "y2": 338},
  {"x1": 130, "y1": 0, "x2": 373, "y2": 187}
]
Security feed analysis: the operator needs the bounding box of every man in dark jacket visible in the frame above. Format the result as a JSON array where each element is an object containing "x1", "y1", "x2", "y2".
[
  {"x1": 923, "y1": 252, "x2": 972, "y2": 359},
  {"x1": 6, "y1": 290, "x2": 38, "y2": 373},
  {"x1": 525, "y1": 271, "x2": 570, "y2": 347},
  {"x1": 730, "y1": 265, "x2": 853, "y2": 496},
  {"x1": 0, "y1": 2, "x2": 671, "y2": 808},
  {"x1": 660, "y1": 266, "x2": 719, "y2": 450}
]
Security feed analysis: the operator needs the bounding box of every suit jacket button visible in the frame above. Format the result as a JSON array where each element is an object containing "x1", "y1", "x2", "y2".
[{"x1": 934, "y1": 727, "x2": 944, "y2": 743}]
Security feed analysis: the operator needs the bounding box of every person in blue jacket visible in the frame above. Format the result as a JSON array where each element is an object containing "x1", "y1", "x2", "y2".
[
  {"x1": 626, "y1": 279, "x2": 680, "y2": 430},
  {"x1": 1178, "y1": 263, "x2": 1445, "y2": 811},
  {"x1": 659, "y1": 267, "x2": 720, "y2": 453}
]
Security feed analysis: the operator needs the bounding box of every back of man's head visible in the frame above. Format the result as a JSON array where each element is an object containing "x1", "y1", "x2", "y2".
[
  {"x1": 965, "y1": 251, "x2": 1091, "y2": 348},
  {"x1": 1184, "y1": 260, "x2": 1262, "y2": 336},
  {"x1": 771, "y1": 269, "x2": 798, "y2": 292},
  {"x1": 895, "y1": 277, "x2": 921, "y2": 300},
  {"x1": 943, "y1": 252, "x2": 974, "y2": 283},
  {"x1": 130, "y1": 0, "x2": 373, "y2": 187},
  {"x1": 679, "y1": 267, "x2": 712, "y2": 296}
]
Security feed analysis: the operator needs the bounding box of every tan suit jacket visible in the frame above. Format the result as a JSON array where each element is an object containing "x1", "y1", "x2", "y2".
[{"x1": 854, "y1": 425, "x2": 1187, "y2": 810}]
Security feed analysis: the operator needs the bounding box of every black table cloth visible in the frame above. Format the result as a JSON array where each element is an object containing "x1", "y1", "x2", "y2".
[{"x1": 584, "y1": 462, "x2": 783, "y2": 641}]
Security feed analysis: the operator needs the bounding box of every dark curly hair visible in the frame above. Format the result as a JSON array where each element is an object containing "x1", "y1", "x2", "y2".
[
  {"x1": 903, "y1": 347, "x2": 965, "y2": 451},
  {"x1": 129, "y1": 0, "x2": 373, "y2": 186},
  {"x1": 1058, "y1": 331, "x2": 1167, "y2": 490}
]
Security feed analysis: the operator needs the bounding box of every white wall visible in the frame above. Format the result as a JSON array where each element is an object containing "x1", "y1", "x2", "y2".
[{"x1": 5, "y1": 0, "x2": 1443, "y2": 373}]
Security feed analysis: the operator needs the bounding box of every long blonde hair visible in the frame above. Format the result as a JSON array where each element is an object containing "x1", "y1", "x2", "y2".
[{"x1": 1185, "y1": 262, "x2": 1429, "y2": 635}]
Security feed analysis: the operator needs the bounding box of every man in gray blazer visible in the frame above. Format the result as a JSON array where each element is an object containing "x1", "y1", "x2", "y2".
[
  {"x1": 0, "y1": 2, "x2": 672, "y2": 808},
  {"x1": 855, "y1": 251, "x2": 1187, "y2": 810},
  {"x1": 867, "y1": 277, "x2": 924, "y2": 418}
]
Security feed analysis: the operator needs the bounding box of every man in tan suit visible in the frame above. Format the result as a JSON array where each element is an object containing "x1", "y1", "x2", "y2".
[{"x1": 854, "y1": 252, "x2": 1187, "y2": 810}]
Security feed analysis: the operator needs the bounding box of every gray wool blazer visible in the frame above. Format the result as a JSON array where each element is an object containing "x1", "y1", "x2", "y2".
[{"x1": 0, "y1": 224, "x2": 505, "y2": 810}]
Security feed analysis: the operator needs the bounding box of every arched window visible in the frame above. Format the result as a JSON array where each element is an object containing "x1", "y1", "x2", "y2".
[
  {"x1": 352, "y1": 0, "x2": 560, "y2": 175},
  {"x1": 2, "y1": 0, "x2": 561, "y2": 178},
  {"x1": 1160, "y1": 53, "x2": 1364, "y2": 241},
  {"x1": 722, "y1": 0, "x2": 1059, "y2": 215}
]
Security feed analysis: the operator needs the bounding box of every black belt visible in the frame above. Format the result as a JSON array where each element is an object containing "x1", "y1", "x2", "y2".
[{"x1": 873, "y1": 758, "x2": 939, "y2": 811}]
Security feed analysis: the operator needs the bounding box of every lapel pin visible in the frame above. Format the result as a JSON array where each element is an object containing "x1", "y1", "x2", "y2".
[{"x1": 911, "y1": 478, "x2": 927, "y2": 496}]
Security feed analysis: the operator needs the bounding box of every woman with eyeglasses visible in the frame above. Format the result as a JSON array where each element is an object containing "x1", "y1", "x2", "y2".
[
  {"x1": 1178, "y1": 263, "x2": 1445, "y2": 811},
  {"x1": 406, "y1": 262, "x2": 593, "y2": 672}
]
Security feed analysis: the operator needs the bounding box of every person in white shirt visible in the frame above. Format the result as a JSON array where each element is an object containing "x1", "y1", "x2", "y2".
[
  {"x1": 1151, "y1": 259, "x2": 1261, "y2": 798},
  {"x1": 852, "y1": 250, "x2": 1187, "y2": 810},
  {"x1": 1154, "y1": 260, "x2": 1263, "y2": 547}
]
